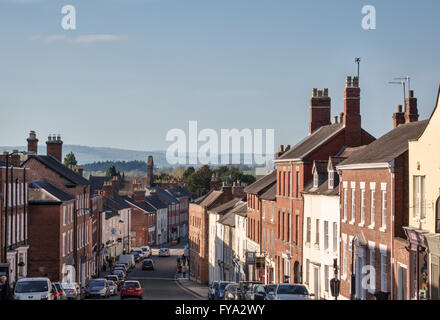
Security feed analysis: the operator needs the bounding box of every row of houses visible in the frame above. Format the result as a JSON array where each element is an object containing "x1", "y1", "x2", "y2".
[
  {"x1": 189, "y1": 76, "x2": 440, "y2": 300},
  {"x1": 0, "y1": 132, "x2": 191, "y2": 288}
]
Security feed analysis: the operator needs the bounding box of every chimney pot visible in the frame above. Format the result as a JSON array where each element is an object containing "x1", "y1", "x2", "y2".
[
  {"x1": 317, "y1": 90, "x2": 323, "y2": 97},
  {"x1": 278, "y1": 145, "x2": 284, "y2": 153},
  {"x1": 346, "y1": 76, "x2": 352, "y2": 87},
  {"x1": 409, "y1": 90, "x2": 414, "y2": 98},
  {"x1": 397, "y1": 105, "x2": 403, "y2": 113},
  {"x1": 339, "y1": 112, "x2": 344, "y2": 123},
  {"x1": 333, "y1": 116, "x2": 338, "y2": 124},
  {"x1": 312, "y1": 88, "x2": 318, "y2": 97},
  {"x1": 353, "y1": 77, "x2": 359, "y2": 87},
  {"x1": 323, "y1": 88, "x2": 328, "y2": 97}
]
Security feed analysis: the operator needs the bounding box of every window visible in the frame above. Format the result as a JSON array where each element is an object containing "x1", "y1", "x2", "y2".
[
  {"x1": 324, "y1": 265, "x2": 329, "y2": 292},
  {"x1": 329, "y1": 171, "x2": 334, "y2": 189},
  {"x1": 315, "y1": 219, "x2": 320, "y2": 246},
  {"x1": 271, "y1": 202, "x2": 275, "y2": 221},
  {"x1": 343, "y1": 188, "x2": 348, "y2": 221},
  {"x1": 381, "y1": 252, "x2": 387, "y2": 292},
  {"x1": 324, "y1": 221, "x2": 329, "y2": 250},
  {"x1": 296, "y1": 170, "x2": 300, "y2": 198},
  {"x1": 421, "y1": 176, "x2": 426, "y2": 220},
  {"x1": 360, "y1": 189, "x2": 365, "y2": 225},
  {"x1": 342, "y1": 239, "x2": 347, "y2": 278},
  {"x1": 370, "y1": 190, "x2": 376, "y2": 227},
  {"x1": 313, "y1": 172, "x2": 319, "y2": 188},
  {"x1": 263, "y1": 201, "x2": 266, "y2": 219},
  {"x1": 288, "y1": 211, "x2": 291, "y2": 242},
  {"x1": 306, "y1": 259, "x2": 310, "y2": 283},
  {"x1": 436, "y1": 198, "x2": 440, "y2": 234},
  {"x1": 381, "y1": 190, "x2": 387, "y2": 229},
  {"x1": 63, "y1": 206, "x2": 66, "y2": 226},
  {"x1": 62, "y1": 232, "x2": 66, "y2": 257},
  {"x1": 333, "y1": 222, "x2": 338, "y2": 253},
  {"x1": 306, "y1": 217, "x2": 311, "y2": 243},
  {"x1": 414, "y1": 176, "x2": 420, "y2": 218},
  {"x1": 351, "y1": 188, "x2": 356, "y2": 223},
  {"x1": 369, "y1": 247, "x2": 375, "y2": 293},
  {"x1": 295, "y1": 213, "x2": 299, "y2": 245}
]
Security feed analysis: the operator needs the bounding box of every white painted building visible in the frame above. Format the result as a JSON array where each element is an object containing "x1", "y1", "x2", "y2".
[
  {"x1": 234, "y1": 203, "x2": 248, "y2": 282},
  {"x1": 302, "y1": 158, "x2": 342, "y2": 300}
]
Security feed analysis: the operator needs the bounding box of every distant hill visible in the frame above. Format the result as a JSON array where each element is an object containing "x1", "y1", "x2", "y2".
[{"x1": 0, "y1": 145, "x2": 168, "y2": 166}]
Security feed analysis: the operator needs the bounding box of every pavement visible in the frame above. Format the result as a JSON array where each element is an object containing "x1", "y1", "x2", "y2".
[{"x1": 87, "y1": 241, "x2": 206, "y2": 300}]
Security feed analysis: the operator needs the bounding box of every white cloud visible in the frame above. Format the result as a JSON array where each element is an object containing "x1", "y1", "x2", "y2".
[{"x1": 30, "y1": 34, "x2": 128, "y2": 44}]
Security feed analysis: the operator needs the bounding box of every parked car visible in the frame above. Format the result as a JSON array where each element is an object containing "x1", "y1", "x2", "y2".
[
  {"x1": 104, "y1": 275, "x2": 121, "y2": 290},
  {"x1": 113, "y1": 270, "x2": 126, "y2": 282},
  {"x1": 236, "y1": 281, "x2": 262, "y2": 300},
  {"x1": 108, "y1": 280, "x2": 118, "y2": 295},
  {"x1": 118, "y1": 254, "x2": 136, "y2": 269},
  {"x1": 61, "y1": 282, "x2": 80, "y2": 300},
  {"x1": 113, "y1": 267, "x2": 127, "y2": 277},
  {"x1": 142, "y1": 259, "x2": 154, "y2": 271},
  {"x1": 253, "y1": 285, "x2": 267, "y2": 300},
  {"x1": 14, "y1": 277, "x2": 54, "y2": 300},
  {"x1": 52, "y1": 283, "x2": 61, "y2": 300},
  {"x1": 265, "y1": 284, "x2": 277, "y2": 294},
  {"x1": 141, "y1": 245, "x2": 151, "y2": 258},
  {"x1": 266, "y1": 284, "x2": 314, "y2": 300},
  {"x1": 133, "y1": 251, "x2": 141, "y2": 263},
  {"x1": 245, "y1": 283, "x2": 264, "y2": 300},
  {"x1": 224, "y1": 283, "x2": 238, "y2": 300},
  {"x1": 53, "y1": 282, "x2": 68, "y2": 300},
  {"x1": 120, "y1": 281, "x2": 143, "y2": 299},
  {"x1": 208, "y1": 281, "x2": 219, "y2": 300},
  {"x1": 215, "y1": 281, "x2": 235, "y2": 300},
  {"x1": 159, "y1": 248, "x2": 170, "y2": 257},
  {"x1": 132, "y1": 248, "x2": 145, "y2": 260},
  {"x1": 114, "y1": 263, "x2": 129, "y2": 273},
  {"x1": 85, "y1": 279, "x2": 110, "y2": 299}
]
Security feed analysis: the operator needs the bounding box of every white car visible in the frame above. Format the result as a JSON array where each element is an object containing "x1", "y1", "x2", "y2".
[
  {"x1": 266, "y1": 284, "x2": 314, "y2": 300},
  {"x1": 158, "y1": 248, "x2": 170, "y2": 257},
  {"x1": 14, "y1": 277, "x2": 54, "y2": 300},
  {"x1": 141, "y1": 246, "x2": 151, "y2": 258}
]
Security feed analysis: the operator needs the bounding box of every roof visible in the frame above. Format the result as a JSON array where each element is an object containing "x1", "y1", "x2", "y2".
[
  {"x1": 229, "y1": 201, "x2": 247, "y2": 217},
  {"x1": 29, "y1": 179, "x2": 76, "y2": 202},
  {"x1": 112, "y1": 191, "x2": 131, "y2": 209},
  {"x1": 166, "y1": 186, "x2": 192, "y2": 199},
  {"x1": 197, "y1": 190, "x2": 224, "y2": 208},
  {"x1": 218, "y1": 210, "x2": 236, "y2": 227},
  {"x1": 145, "y1": 194, "x2": 168, "y2": 210},
  {"x1": 209, "y1": 198, "x2": 242, "y2": 215},
  {"x1": 148, "y1": 186, "x2": 178, "y2": 205},
  {"x1": 339, "y1": 120, "x2": 429, "y2": 167},
  {"x1": 89, "y1": 176, "x2": 110, "y2": 195},
  {"x1": 313, "y1": 160, "x2": 328, "y2": 174},
  {"x1": 23, "y1": 155, "x2": 89, "y2": 186},
  {"x1": 338, "y1": 146, "x2": 367, "y2": 158},
  {"x1": 103, "y1": 205, "x2": 119, "y2": 219},
  {"x1": 244, "y1": 171, "x2": 276, "y2": 195},
  {"x1": 124, "y1": 196, "x2": 156, "y2": 213},
  {"x1": 278, "y1": 123, "x2": 344, "y2": 160},
  {"x1": 104, "y1": 196, "x2": 126, "y2": 211},
  {"x1": 260, "y1": 183, "x2": 276, "y2": 201},
  {"x1": 303, "y1": 179, "x2": 339, "y2": 196},
  {"x1": 328, "y1": 156, "x2": 346, "y2": 171}
]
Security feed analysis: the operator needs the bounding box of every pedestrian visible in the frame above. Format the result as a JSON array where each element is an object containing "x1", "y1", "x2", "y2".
[
  {"x1": 182, "y1": 266, "x2": 187, "y2": 278},
  {"x1": 0, "y1": 276, "x2": 12, "y2": 300},
  {"x1": 177, "y1": 264, "x2": 182, "y2": 274}
]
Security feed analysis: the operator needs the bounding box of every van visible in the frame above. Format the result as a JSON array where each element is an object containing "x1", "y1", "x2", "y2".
[
  {"x1": 14, "y1": 277, "x2": 54, "y2": 300},
  {"x1": 140, "y1": 246, "x2": 151, "y2": 258},
  {"x1": 118, "y1": 254, "x2": 135, "y2": 269}
]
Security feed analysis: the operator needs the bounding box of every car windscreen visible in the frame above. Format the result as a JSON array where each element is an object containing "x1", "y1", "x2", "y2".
[
  {"x1": 213, "y1": 283, "x2": 219, "y2": 290},
  {"x1": 266, "y1": 284, "x2": 277, "y2": 293},
  {"x1": 88, "y1": 280, "x2": 105, "y2": 287},
  {"x1": 277, "y1": 285, "x2": 308, "y2": 295},
  {"x1": 61, "y1": 283, "x2": 76, "y2": 289},
  {"x1": 226, "y1": 284, "x2": 237, "y2": 291},
  {"x1": 124, "y1": 282, "x2": 140, "y2": 288},
  {"x1": 15, "y1": 280, "x2": 49, "y2": 293},
  {"x1": 54, "y1": 283, "x2": 63, "y2": 291}
]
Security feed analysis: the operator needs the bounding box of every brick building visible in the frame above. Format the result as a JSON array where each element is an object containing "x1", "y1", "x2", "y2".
[
  {"x1": 21, "y1": 132, "x2": 93, "y2": 286},
  {"x1": 337, "y1": 93, "x2": 425, "y2": 300},
  {"x1": 166, "y1": 186, "x2": 191, "y2": 239},
  {"x1": 274, "y1": 77, "x2": 375, "y2": 285},
  {"x1": 27, "y1": 179, "x2": 76, "y2": 282},
  {"x1": 0, "y1": 154, "x2": 30, "y2": 286}
]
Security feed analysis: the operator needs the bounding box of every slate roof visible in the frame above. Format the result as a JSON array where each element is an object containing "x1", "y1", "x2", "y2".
[
  {"x1": 124, "y1": 196, "x2": 156, "y2": 213},
  {"x1": 148, "y1": 186, "x2": 178, "y2": 205},
  {"x1": 278, "y1": 123, "x2": 344, "y2": 160},
  {"x1": 112, "y1": 191, "x2": 131, "y2": 209},
  {"x1": 89, "y1": 175, "x2": 110, "y2": 195},
  {"x1": 339, "y1": 120, "x2": 429, "y2": 167},
  {"x1": 23, "y1": 155, "x2": 89, "y2": 186},
  {"x1": 103, "y1": 205, "x2": 119, "y2": 220},
  {"x1": 218, "y1": 210, "x2": 236, "y2": 227},
  {"x1": 104, "y1": 196, "x2": 126, "y2": 211},
  {"x1": 145, "y1": 194, "x2": 168, "y2": 210},
  {"x1": 313, "y1": 160, "x2": 328, "y2": 174},
  {"x1": 29, "y1": 179, "x2": 76, "y2": 202},
  {"x1": 229, "y1": 201, "x2": 247, "y2": 217},
  {"x1": 260, "y1": 184, "x2": 276, "y2": 201},
  {"x1": 244, "y1": 171, "x2": 276, "y2": 195},
  {"x1": 303, "y1": 179, "x2": 339, "y2": 196},
  {"x1": 166, "y1": 186, "x2": 192, "y2": 199},
  {"x1": 197, "y1": 190, "x2": 224, "y2": 208},
  {"x1": 209, "y1": 198, "x2": 242, "y2": 215}
]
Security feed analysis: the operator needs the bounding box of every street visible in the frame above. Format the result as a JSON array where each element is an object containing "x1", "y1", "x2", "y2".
[{"x1": 91, "y1": 243, "x2": 202, "y2": 300}]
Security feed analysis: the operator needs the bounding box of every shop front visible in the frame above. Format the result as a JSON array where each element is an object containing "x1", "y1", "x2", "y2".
[
  {"x1": 404, "y1": 227, "x2": 430, "y2": 300},
  {"x1": 426, "y1": 234, "x2": 440, "y2": 300}
]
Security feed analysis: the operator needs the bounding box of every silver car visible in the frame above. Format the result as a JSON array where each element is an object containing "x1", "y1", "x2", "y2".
[
  {"x1": 61, "y1": 282, "x2": 80, "y2": 300},
  {"x1": 85, "y1": 279, "x2": 110, "y2": 299},
  {"x1": 108, "y1": 280, "x2": 118, "y2": 295},
  {"x1": 266, "y1": 284, "x2": 314, "y2": 300}
]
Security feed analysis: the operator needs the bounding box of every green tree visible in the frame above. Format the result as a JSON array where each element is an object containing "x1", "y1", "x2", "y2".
[
  {"x1": 64, "y1": 152, "x2": 78, "y2": 168},
  {"x1": 106, "y1": 165, "x2": 120, "y2": 178},
  {"x1": 186, "y1": 165, "x2": 213, "y2": 196}
]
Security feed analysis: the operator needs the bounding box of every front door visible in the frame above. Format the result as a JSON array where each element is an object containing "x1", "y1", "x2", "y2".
[
  {"x1": 398, "y1": 264, "x2": 408, "y2": 300},
  {"x1": 313, "y1": 266, "x2": 320, "y2": 299}
]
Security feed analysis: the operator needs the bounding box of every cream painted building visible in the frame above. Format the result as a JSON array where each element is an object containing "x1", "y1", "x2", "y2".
[{"x1": 406, "y1": 87, "x2": 440, "y2": 300}]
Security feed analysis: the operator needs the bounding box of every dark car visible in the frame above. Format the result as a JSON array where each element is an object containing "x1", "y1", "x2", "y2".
[
  {"x1": 133, "y1": 251, "x2": 141, "y2": 263},
  {"x1": 224, "y1": 283, "x2": 238, "y2": 300},
  {"x1": 215, "y1": 281, "x2": 235, "y2": 300},
  {"x1": 265, "y1": 284, "x2": 277, "y2": 294},
  {"x1": 208, "y1": 281, "x2": 219, "y2": 300},
  {"x1": 51, "y1": 283, "x2": 61, "y2": 300},
  {"x1": 236, "y1": 281, "x2": 263, "y2": 300},
  {"x1": 53, "y1": 282, "x2": 67, "y2": 300},
  {"x1": 253, "y1": 285, "x2": 267, "y2": 300},
  {"x1": 142, "y1": 259, "x2": 154, "y2": 271}
]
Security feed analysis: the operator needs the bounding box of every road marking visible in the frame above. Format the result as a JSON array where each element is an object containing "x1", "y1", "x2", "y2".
[{"x1": 134, "y1": 276, "x2": 176, "y2": 281}]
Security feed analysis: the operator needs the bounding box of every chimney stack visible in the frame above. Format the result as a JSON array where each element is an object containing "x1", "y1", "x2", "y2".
[
  {"x1": 309, "y1": 87, "x2": 331, "y2": 134},
  {"x1": 393, "y1": 105, "x2": 405, "y2": 128},
  {"x1": 405, "y1": 90, "x2": 419, "y2": 124},
  {"x1": 27, "y1": 130, "x2": 38, "y2": 154},
  {"x1": 343, "y1": 76, "x2": 362, "y2": 147},
  {"x1": 111, "y1": 176, "x2": 120, "y2": 192},
  {"x1": 10, "y1": 150, "x2": 21, "y2": 167},
  {"x1": 103, "y1": 181, "x2": 113, "y2": 199},
  {"x1": 46, "y1": 134, "x2": 63, "y2": 162},
  {"x1": 333, "y1": 116, "x2": 338, "y2": 124},
  {"x1": 133, "y1": 188, "x2": 146, "y2": 203},
  {"x1": 275, "y1": 145, "x2": 285, "y2": 159}
]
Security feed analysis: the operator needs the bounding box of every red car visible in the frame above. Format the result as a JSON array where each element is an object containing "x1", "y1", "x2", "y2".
[{"x1": 120, "y1": 281, "x2": 143, "y2": 299}]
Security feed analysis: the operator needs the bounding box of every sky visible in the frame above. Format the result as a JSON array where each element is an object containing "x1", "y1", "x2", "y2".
[{"x1": 0, "y1": 0, "x2": 439, "y2": 152}]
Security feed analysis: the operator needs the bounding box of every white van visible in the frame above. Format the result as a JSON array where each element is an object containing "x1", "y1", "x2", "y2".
[
  {"x1": 140, "y1": 246, "x2": 151, "y2": 258},
  {"x1": 118, "y1": 254, "x2": 135, "y2": 269},
  {"x1": 14, "y1": 277, "x2": 54, "y2": 300}
]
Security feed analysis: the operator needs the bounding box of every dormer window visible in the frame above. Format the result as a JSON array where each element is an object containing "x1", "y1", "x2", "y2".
[{"x1": 328, "y1": 170, "x2": 335, "y2": 189}]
